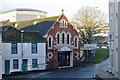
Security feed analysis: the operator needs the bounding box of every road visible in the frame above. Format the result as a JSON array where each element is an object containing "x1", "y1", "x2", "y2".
[{"x1": 3, "y1": 63, "x2": 97, "y2": 79}]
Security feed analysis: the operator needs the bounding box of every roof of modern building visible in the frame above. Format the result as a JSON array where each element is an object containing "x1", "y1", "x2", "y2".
[{"x1": 1, "y1": 8, "x2": 47, "y2": 14}]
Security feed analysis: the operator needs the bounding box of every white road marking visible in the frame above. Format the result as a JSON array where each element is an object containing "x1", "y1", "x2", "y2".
[{"x1": 26, "y1": 72, "x2": 51, "y2": 80}]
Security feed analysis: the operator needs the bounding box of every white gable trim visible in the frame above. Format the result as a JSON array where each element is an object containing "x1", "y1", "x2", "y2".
[{"x1": 59, "y1": 46, "x2": 71, "y2": 51}]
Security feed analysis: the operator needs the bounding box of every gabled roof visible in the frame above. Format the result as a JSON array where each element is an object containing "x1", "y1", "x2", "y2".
[
  {"x1": 1, "y1": 25, "x2": 16, "y2": 31},
  {"x1": 2, "y1": 26, "x2": 45, "y2": 43},
  {"x1": 1, "y1": 15, "x2": 63, "y2": 42},
  {"x1": 21, "y1": 21, "x2": 56, "y2": 36}
]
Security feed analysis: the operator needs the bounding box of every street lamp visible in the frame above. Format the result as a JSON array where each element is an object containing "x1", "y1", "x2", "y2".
[
  {"x1": 21, "y1": 30, "x2": 24, "y2": 58},
  {"x1": 21, "y1": 30, "x2": 24, "y2": 72}
]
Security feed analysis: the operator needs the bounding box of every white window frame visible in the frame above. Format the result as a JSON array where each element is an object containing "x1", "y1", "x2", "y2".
[
  {"x1": 56, "y1": 32, "x2": 60, "y2": 44},
  {"x1": 61, "y1": 31, "x2": 66, "y2": 44},
  {"x1": 59, "y1": 19, "x2": 68, "y2": 28},
  {"x1": 31, "y1": 43, "x2": 37, "y2": 54},
  {"x1": 32, "y1": 59, "x2": 38, "y2": 68},
  {"x1": 74, "y1": 36, "x2": 79, "y2": 49},
  {"x1": 66, "y1": 32, "x2": 71, "y2": 44},
  {"x1": 13, "y1": 59, "x2": 19, "y2": 69},
  {"x1": 11, "y1": 43, "x2": 18, "y2": 54},
  {"x1": 47, "y1": 35, "x2": 53, "y2": 49}
]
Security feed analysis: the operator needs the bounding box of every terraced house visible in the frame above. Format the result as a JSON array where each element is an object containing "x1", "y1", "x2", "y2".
[
  {"x1": 2, "y1": 26, "x2": 46, "y2": 75},
  {"x1": 1, "y1": 11, "x2": 82, "y2": 75}
]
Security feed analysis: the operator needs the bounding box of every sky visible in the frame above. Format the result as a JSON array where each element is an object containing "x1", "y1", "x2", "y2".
[{"x1": 0, "y1": 0, "x2": 109, "y2": 21}]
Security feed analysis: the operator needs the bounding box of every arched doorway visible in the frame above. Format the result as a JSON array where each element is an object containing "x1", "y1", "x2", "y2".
[
  {"x1": 58, "y1": 51, "x2": 71, "y2": 66},
  {"x1": 58, "y1": 46, "x2": 73, "y2": 67}
]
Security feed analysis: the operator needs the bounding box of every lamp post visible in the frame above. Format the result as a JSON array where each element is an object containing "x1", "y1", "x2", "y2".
[{"x1": 21, "y1": 30, "x2": 24, "y2": 72}]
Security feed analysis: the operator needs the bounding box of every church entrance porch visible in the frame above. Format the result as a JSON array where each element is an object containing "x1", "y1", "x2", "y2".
[
  {"x1": 58, "y1": 51, "x2": 71, "y2": 67},
  {"x1": 55, "y1": 45, "x2": 73, "y2": 68}
]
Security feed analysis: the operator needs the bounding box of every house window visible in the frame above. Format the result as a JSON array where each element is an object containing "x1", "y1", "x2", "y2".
[
  {"x1": 62, "y1": 33, "x2": 65, "y2": 44},
  {"x1": 59, "y1": 20, "x2": 67, "y2": 28},
  {"x1": 75, "y1": 38, "x2": 77, "y2": 47},
  {"x1": 13, "y1": 59, "x2": 19, "y2": 69},
  {"x1": 32, "y1": 59, "x2": 37, "y2": 68},
  {"x1": 62, "y1": 20, "x2": 64, "y2": 27},
  {"x1": 11, "y1": 43, "x2": 17, "y2": 54},
  {"x1": 67, "y1": 34, "x2": 69, "y2": 44},
  {"x1": 48, "y1": 36, "x2": 53, "y2": 49},
  {"x1": 57, "y1": 34, "x2": 60, "y2": 44},
  {"x1": 49, "y1": 37, "x2": 52, "y2": 47},
  {"x1": 31, "y1": 43, "x2": 37, "y2": 53}
]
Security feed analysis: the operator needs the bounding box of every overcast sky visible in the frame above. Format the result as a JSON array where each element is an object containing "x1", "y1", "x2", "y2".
[{"x1": 0, "y1": 0, "x2": 109, "y2": 20}]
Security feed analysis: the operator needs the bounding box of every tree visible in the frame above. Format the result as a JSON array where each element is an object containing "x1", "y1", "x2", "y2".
[{"x1": 72, "y1": 6, "x2": 108, "y2": 45}]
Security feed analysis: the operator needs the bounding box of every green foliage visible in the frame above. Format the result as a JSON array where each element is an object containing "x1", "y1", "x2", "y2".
[{"x1": 93, "y1": 48, "x2": 109, "y2": 64}]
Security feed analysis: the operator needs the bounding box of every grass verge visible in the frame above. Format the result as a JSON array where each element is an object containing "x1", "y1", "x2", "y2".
[{"x1": 93, "y1": 48, "x2": 109, "y2": 64}]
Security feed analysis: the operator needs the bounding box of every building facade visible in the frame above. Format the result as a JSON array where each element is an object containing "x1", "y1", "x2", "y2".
[
  {"x1": 97, "y1": 0, "x2": 120, "y2": 79},
  {"x1": 109, "y1": 0, "x2": 120, "y2": 79},
  {"x1": 0, "y1": 8, "x2": 47, "y2": 22},
  {"x1": 2, "y1": 26, "x2": 46, "y2": 75},
  {"x1": 21, "y1": 13, "x2": 81, "y2": 70},
  {"x1": 1, "y1": 12, "x2": 81, "y2": 76},
  {"x1": 46, "y1": 15, "x2": 81, "y2": 69}
]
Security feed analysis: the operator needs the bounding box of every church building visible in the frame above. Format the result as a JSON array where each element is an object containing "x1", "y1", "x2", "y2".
[{"x1": 21, "y1": 11, "x2": 81, "y2": 69}]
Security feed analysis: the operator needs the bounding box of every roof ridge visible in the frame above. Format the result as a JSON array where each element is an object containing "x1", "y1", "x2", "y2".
[
  {"x1": 11, "y1": 15, "x2": 61, "y2": 23},
  {"x1": 1, "y1": 8, "x2": 47, "y2": 14}
]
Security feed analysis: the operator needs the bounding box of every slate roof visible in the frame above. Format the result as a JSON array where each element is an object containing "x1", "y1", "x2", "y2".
[
  {"x1": 21, "y1": 21, "x2": 56, "y2": 36},
  {"x1": 2, "y1": 26, "x2": 45, "y2": 43},
  {"x1": 23, "y1": 32, "x2": 45, "y2": 43},
  {"x1": 7, "y1": 15, "x2": 60, "y2": 29},
  {"x1": 2, "y1": 15, "x2": 62, "y2": 43},
  {"x1": 0, "y1": 25, "x2": 17, "y2": 32}
]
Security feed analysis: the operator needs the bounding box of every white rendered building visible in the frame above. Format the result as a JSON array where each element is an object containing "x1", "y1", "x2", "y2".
[
  {"x1": 97, "y1": 0, "x2": 120, "y2": 79},
  {"x1": 2, "y1": 26, "x2": 46, "y2": 75},
  {"x1": 0, "y1": 8, "x2": 47, "y2": 22},
  {"x1": 2, "y1": 43, "x2": 46, "y2": 74}
]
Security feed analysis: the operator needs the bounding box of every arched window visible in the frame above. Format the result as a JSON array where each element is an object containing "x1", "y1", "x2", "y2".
[
  {"x1": 75, "y1": 38, "x2": 77, "y2": 47},
  {"x1": 67, "y1": 34, "x2": 69, "y2": 44},
  {"x1": 62, "y1": 33, "x2": 65, "y2": 44},
  {"x1": 49, "y1": 37, "x2": 52, "y2": 47},
  {"x1": 59, "y1": 20, "x2": 68, "y2": 28},
  {"x1": 62, "y1": 20, "x2": 64, "y2": 27},
  {"x1": 57, "y1": 34, "x2": 60, "y2": 44}
]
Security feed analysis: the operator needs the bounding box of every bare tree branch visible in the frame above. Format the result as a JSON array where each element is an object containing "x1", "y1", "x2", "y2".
[{"x1": 71, "y1": 6, "x2": 108, "y2": 44}]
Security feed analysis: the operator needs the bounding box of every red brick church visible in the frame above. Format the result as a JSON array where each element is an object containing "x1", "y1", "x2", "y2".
[{"x1": 21, "y1": 10, "x2": 81, "y2": 70}]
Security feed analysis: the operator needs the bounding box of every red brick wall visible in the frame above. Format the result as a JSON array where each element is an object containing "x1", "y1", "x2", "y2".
[{"x1": 46, "y1": 15, "x2": 81, "y2": 69}]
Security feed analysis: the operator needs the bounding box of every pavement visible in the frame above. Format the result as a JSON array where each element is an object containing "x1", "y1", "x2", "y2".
[
  {"x1": 3, "y1": 63, "x2": 97, "y2": 79},
  {"x1": 96, "y1": 58, "x2": 117, "y2": 78}
]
